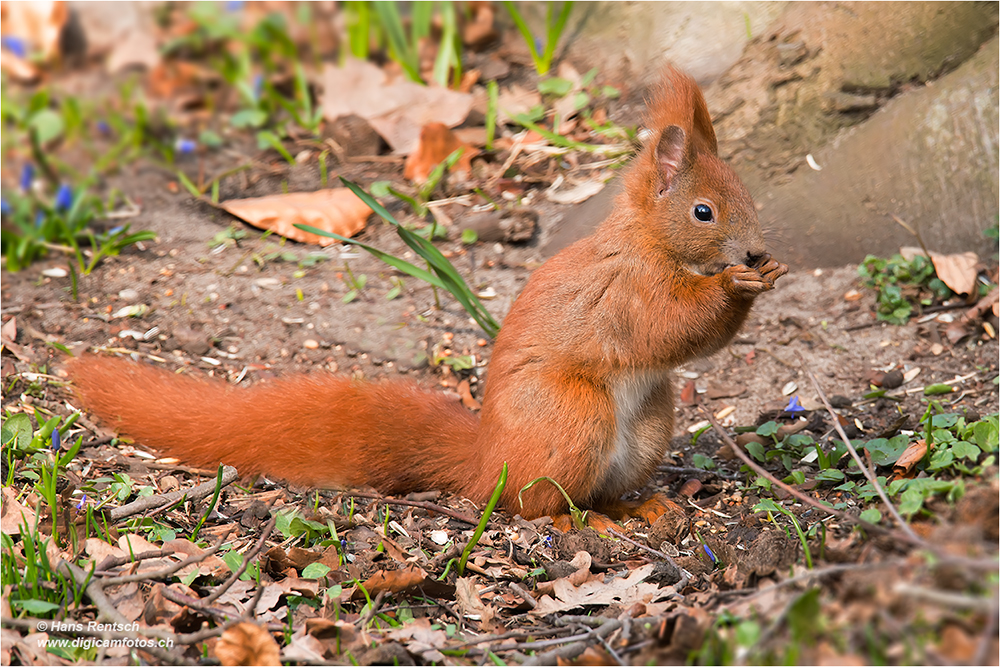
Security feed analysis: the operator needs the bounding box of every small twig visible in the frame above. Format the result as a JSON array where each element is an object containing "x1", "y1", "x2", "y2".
[
  {"x1": 974, "y1": 599, "x2": 999, "y2": 666},
  {"x1": 159, "y1": 587, "x2": 232, "y2": 621},
  {"x1": 108, "y1": 466, "x2": 239, "y2": 521},
  {"x1": 895, "y1": 584, "x2": 997, "y2": 612},
  {"x1": 448, "y1": 626, "x2": 574, "y2": 650},
  {"x1": 520, "y1": 619, "x2": 623, "y2": 665},
  {"x1": 203, "y1": 505, "x2": 278, "y2": 605},
  {"x1": 718, "y1": 559, "x2": 904, "y2": 603},
  {"x1": 799, "y1": 358, "x2": 923, "y2": 546},
  {"x1": 96, "y1": 547, "x2": 175, "y2": 572},
  {"x1": 358, "y1": 590, "x2": 389, "y2": 628},
  {"x1": 101, "y1": 531, "x2": 233, "y2": 586},
  {"x1": 342, "y1": 490, "x2": 479, "y2": 526},
  {"x1": 509, "y1": 582, "x2": 537, "y2": 610}
]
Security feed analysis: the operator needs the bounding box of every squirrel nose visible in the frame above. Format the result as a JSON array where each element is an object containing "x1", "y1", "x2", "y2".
[{"x1": 746, "y1": 251, "x2": 767, "y2": 268}]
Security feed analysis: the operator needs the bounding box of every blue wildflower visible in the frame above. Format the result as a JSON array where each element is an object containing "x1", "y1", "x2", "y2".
[
  {"x1": 534, "y1": 37, "x2": 543, "y2": 56},
  {"x1": 35, "y1": 211, "x2": 45, "y2": 227},
  {"x1": 1, "y1": 36, "x2": 27, "y2": 58},
  {"x1": 51, "y1": 428, "x2": 61, "y2": 452},
  {"x1": 1, "y1": 199, "x2": 10, "y2": 216},
  {"x1": 252, "y1": 73, "x2": 264, "y2": 102},
  {"x1": 20, "y1": 163, "x2": 34, "y2": 192},
  {"x1": 175, "y1": 138, "x2": 197, "y2": 154},
  {"x1": 784, "y1": 395, "x2": 806, "y2": 413},
  {"x1": 54, "y1": 184, "x2": 73, "y2": 212},
  {"x1": 76, "y1": 494, "x2": 88, "y2": 511},
  {"x1": 108, "y1": 225, "x2": 125, "y2": 236},
  {"x1": 226, "y1": 0, "x2": 245, "y2": 11},
  {"x1": 702, "y1": 543, "x2": 716, "y2": 564},
  {"x1": 96, "y1": 120, "x2": 111, "y2": 136}
]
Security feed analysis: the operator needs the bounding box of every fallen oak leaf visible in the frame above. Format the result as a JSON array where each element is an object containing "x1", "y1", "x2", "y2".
[
  {"x1": 220, "y1": 189, "x2": 372, "y2": 246},
  {"x1": 216, "y1": 622, "x2": 282, "y2": 666}
]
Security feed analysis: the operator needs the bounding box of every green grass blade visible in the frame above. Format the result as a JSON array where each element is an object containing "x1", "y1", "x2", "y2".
[
  {"x1": 502, "y1": 1, "x2": 541, "y2": 66},
  {"x1": 374, "y1": 2, "x2": 421, "y2": 82},
  {"x1": 294, "y1": 224, "x2": 448, "y2": 289},
  {"x1": 458, "y1": 462, "x2": 507, "y2": 576},
  {"x1": 486, "y1": 80, "x2": 499, "y2": 150}
]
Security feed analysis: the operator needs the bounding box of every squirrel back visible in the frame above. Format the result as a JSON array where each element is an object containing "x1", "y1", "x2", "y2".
[{"x1": 67, "y1": 66, "x2": 786, "y2": 521}]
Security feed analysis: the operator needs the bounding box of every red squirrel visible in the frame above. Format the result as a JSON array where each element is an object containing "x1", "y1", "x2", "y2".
[{"x1": 67, "y1": 67, "x2": 787, "y2": 525}]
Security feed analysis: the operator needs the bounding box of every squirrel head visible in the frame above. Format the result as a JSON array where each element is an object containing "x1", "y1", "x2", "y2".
[{"x1": 625, "y1": 68, "x2": 767, "y2": 275}]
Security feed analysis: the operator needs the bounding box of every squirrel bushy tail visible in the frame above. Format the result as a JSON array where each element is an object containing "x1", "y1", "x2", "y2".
[{"x1": 67, "y1": 356, "x2": 481, "y2": 495}]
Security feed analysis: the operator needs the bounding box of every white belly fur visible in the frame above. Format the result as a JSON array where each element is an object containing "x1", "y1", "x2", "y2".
[{"x1": 603, "y1": 369, "x2": 672, "y2": 494}]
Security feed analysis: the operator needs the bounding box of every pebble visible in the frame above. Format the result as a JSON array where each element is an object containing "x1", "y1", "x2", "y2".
[
  {"x1": 303, "y1": 339, "x2": 319, "y2": 350},
  {"x1": 118, "y1": 288, "x2": 140, "y2": 301}
]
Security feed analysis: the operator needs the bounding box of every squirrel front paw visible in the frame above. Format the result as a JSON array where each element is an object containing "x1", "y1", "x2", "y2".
[
  {"x1": 723, "y1": 254, "x2": 788, "y2": 296},
  {"x1": 757, "y1": 254, "x2": 789, "y2": 288}
]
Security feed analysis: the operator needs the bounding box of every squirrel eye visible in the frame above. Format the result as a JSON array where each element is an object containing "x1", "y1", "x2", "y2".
[{"x1": 693, "y1": 204, "x2": 714, "y2": 222}]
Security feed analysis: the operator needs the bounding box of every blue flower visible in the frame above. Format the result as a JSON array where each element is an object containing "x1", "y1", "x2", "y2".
[
  {"x1": 20, "y1": 163, "x2": 34, "y2": 192},
  {"x1": 784, "y1": 395, "x2": 806, "y2": 413},
  {"x1": 96, "y1": 120, "x2": 111, "y2": 135},
  {"x1": 1, "y1": 36, "x2": 27, "y2": 59},
  {"x1": 252, "y1": 74, "x2": 264, "y2": 102},
  {"x1": 1, "y1": 199, "x2": 10, "y2": 216},
  {"x1": 702, "y1": 543, "x2": 716, "y2": 563},
  {"x1": 35, "y1": 211, "x2": 45, "y2": 227},
  {"x1": 226, "y1": 0, "x2": 245, "y2": 11},
  {"x1": 76, "y1": 494, "x2": 88, "y2": 510},
  {"x1": 51, "y1": 428, "x2": 61, "y2": 452},
  {"x1": 175, "y1": 138, "x2": 197, "y2": 154},
  {"x1": 54, "y1": 184, "x2": 73, "y2": 212},
  {"x1": 108, "y1": 225, "x2": 125, "y2": 236}
]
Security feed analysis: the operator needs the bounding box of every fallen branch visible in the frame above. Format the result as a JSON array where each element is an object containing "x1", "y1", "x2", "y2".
[
  {"x1": 108, "y1": 466, "x2": 240, "y2": 521},
  {"x1": 519, "y1": 619, "x2": 623, "y2": 665},
  {"x1": 100, "y1": 530, "x2": 233, "y2": 586},
  {"x1": 203, "y1": 507, "x2": 278, "y2": 604}
]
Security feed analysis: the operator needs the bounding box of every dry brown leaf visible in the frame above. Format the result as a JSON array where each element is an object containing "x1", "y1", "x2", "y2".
[
  {"x1": 105, "y1": 582, "x2": 144, "y2": 622},
  {"x1": 353, "y1": 564, "x2": 455, "y2": 600},
  {"x1": 403, "y1": 122, "x2": 477, "y2": 183},
  {"x1": 935, "y1": 624, "x2": 978, "y2": 663},
  {"x1": 321, "y1": 59, "x2": 472, "y2": 154},
  {"x1": 1, "y1": 487, "x2": 37, "y2": 535},
  {"x1": 455, "y1": 577, "x2": 496, "y2": 628},
  {"x1": 215, "y1": 623, "x2": 281, "y2": 666},
  {"x1": 497, "y1": 84, "x2": 542, "y2": 124},
  {"x1": 930, "y1": 251, "x2": 979, "y2": 295},
  {"x1": 384, "y1": 618, "x2": 450, "y2": 663},
  {"x1": 221, "y1": 189, "x2": 372, "y2": 246},
  {"x1": 893, "y1": 439, "x2": 927, "y2": 476},
  {"x1": 531, "y1": 563, "x2": 670, "y2": 615}
]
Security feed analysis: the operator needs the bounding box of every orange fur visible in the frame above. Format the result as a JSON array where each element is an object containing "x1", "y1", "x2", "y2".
[{"x1": 67, "y1": 66, "x2": 787, "y2": 522}]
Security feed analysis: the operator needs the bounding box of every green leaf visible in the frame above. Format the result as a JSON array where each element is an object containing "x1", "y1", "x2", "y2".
[
  {"x1": 745, "y1": 441, "x2": 765, "y2": 462},
  {"x1": 972, "y1": 419, "x2": 999, "y2": 451},
  {"x1": 461, "y1": 228, "x2": 479, "y2": 244},
  {"x1": 735, "y1": 620, "x2": 761, "y2": 647},
  {"x1": 601, "y1": 85, "x2": 621, "y2": 99},
  {"x1": 951, "y1": 440, "x2": 980, "y2": 461},
  {"x1": 301, "y1": 562, "x2": 332, "y2": 579},
  {"x1": 2, "y1": 413, "x2": 33, "y2": 449},
  {"x1": 692, "y1": 453, "x2": 716, "y2": 470},
  {"x1": 29, "y1": 109, "x2": 65, "y2": 144},
  {"x1": 859, "y1": 508, "x2": 882, "y2": 524},
  {"x1": 231, "y1": 109, "x2": 268, "y2": 129},
  {"x1": 12, "y1": 599, "x2": 61, "y2": 614},
  {"x1": 787, "y1": 588, "x2": 821, "y2": 644},
  {"x1": 815, "y1": 469, "x2": 845, "y2": 482},
  {"x1": 924, "y1": 384, "x2": 954, "y2": 396},
  {"x1": 537, "y1": 77, "x2": 574, "y2": 96},
  {"x1": 864, "y1": 435, "x2": 909, "y2": 466},
  {"x1": 756, "y1": 421, "x2": 779, "y2": 437},
  {"x1": 752, "y1": 498, "x2": 781, "y2": 514}
]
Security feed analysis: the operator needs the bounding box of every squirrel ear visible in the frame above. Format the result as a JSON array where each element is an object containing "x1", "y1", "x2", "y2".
[{"x1": 656, "y1": 125, "x2": 687, "y2": 192}]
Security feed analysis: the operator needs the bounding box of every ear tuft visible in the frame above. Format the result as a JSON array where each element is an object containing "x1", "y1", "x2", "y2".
[{"x1": 656, "y1": 125, "x2": 687, "y2": 192}]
